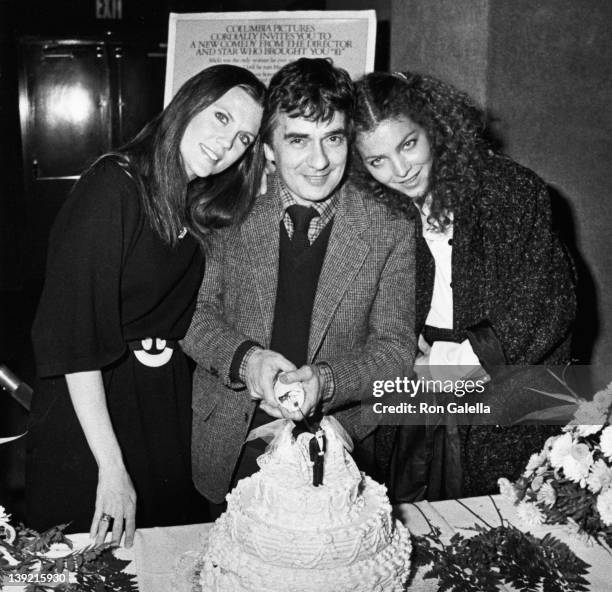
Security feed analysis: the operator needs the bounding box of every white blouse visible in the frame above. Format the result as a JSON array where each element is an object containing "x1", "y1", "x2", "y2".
[{"x1": 418, "y1": 205, "x2": 480, "y2": 367}]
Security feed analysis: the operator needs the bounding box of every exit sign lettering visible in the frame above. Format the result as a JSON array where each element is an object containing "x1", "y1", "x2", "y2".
[{"x1": 96, "y1": 0, "x2": 123, "y2": 19}]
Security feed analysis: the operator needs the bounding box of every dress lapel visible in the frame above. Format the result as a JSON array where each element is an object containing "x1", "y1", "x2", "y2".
[{"x1": 308, "y1": 186, "x2": 370, "y2": 360}]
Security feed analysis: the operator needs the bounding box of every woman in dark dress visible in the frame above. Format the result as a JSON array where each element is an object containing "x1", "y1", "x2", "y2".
[
  {"x1": 26, "y1": 65, "x2": 265, "y2": 546},
  {"x1": 352, "y1": 71, "x2": 576, "y2": 502}
]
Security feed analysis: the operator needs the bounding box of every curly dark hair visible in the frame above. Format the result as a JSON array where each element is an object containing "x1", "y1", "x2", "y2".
[
  {"x1": 352, "y1": 71, "x2": 489, "y2": 230},
  {"x1": 260, "y1": 58, "x2": 354, "y2": 144}
]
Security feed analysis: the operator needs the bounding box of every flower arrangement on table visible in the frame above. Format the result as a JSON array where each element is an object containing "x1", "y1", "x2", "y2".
[
  {"x1": 0, "y1": 504, "x2": 138, "y2": 591},
  {"x1": 498, "y1": 378, "x2": 612, "y2": 547},
  {"x1": 0, "y1": 505, "x2": 138, "y2": 591},
  {"x1": 409, "y1": 371, "x2": 612, "y2": 592}
]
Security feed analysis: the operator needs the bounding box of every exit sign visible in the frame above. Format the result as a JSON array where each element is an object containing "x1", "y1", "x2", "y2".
[{"x1": 96, "y1": 0, "x2": 123, "y2": 19}]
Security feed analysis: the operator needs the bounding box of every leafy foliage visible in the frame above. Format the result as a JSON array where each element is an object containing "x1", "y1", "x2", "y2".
[
  {"x1": 0, "y1": 523, "x2": 138, "y2": 592},
  {"x1": 411, "y1": 522, "x2": 591, "y2": 592}
]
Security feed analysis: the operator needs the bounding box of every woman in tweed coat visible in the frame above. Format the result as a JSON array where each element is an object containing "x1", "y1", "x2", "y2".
[{"x1": 352, "y1": 71, "x2": 576, "y2": 501}]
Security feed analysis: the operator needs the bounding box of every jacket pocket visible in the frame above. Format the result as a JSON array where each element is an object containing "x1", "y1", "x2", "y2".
[
  {"x1": 191, "y1": 370, "x2": 219, "y2": 420},
  {"x1": 192, "y1": 394, "x2": 217, "y2": 421}
]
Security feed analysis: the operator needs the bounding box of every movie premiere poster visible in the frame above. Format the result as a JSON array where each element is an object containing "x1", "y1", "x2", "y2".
[{"x1": 164, "y1": 10, "x2": 377, "y2": 104}]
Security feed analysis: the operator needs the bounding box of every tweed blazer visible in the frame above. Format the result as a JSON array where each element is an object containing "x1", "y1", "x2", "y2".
[
  {"x1": 182, "y1": 176, "x2": 416, "y2": 503},
  {"x1": 414, "y1": 154, "x2": 576, "y2": 365}
]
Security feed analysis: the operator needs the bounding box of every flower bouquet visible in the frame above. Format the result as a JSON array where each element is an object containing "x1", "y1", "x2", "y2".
[{"x1": 498, "y1": 378, "x2": 612, "y2": 547}]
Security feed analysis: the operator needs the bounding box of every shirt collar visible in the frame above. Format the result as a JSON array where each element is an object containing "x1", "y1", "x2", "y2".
[{"x1": 278, "y1": 180, "x2": 339, "y2": 221}]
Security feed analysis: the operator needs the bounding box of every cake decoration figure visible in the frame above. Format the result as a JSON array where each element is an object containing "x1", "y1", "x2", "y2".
[{"x1": 309, "y1": 428, "x2": 327, "y2": 486}]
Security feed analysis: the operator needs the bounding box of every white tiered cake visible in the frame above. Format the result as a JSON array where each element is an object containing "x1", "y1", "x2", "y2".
[{"x1": 199, "y1": 418, "x2": 411, "y2": 592}]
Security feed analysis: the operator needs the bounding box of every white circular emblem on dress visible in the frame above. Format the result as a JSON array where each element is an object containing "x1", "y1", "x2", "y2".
[{"x1": 133, "y1": 337, "x2": 174, "y2": 367}]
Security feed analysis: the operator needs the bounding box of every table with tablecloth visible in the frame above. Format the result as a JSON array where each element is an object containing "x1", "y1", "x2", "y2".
[{"x1": 90, "y1": 495, "x2": 609, "y2": 592}]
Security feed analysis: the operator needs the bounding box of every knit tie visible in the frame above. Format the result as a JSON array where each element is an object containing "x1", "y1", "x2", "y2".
[{"x1": 287, "y1": 204, "x2": 318, "y2": 251}]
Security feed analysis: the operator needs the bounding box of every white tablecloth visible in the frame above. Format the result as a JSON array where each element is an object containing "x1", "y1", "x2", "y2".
[{"x1": 62, "y1": 496, "x2": 612, "y2": 592}]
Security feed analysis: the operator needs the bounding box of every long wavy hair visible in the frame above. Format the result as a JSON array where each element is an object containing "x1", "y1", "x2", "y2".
[
  {"x1": 353, "y1": 71, "x2": 489, "y2": 231},
  {"x1": 108, "y1": 64, "x2": 266, "y2": 245}
]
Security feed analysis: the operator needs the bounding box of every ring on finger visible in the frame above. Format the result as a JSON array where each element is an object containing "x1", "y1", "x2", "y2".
[{"x1": 100, "y1": 513, "x2": 114, "y2": 522}]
